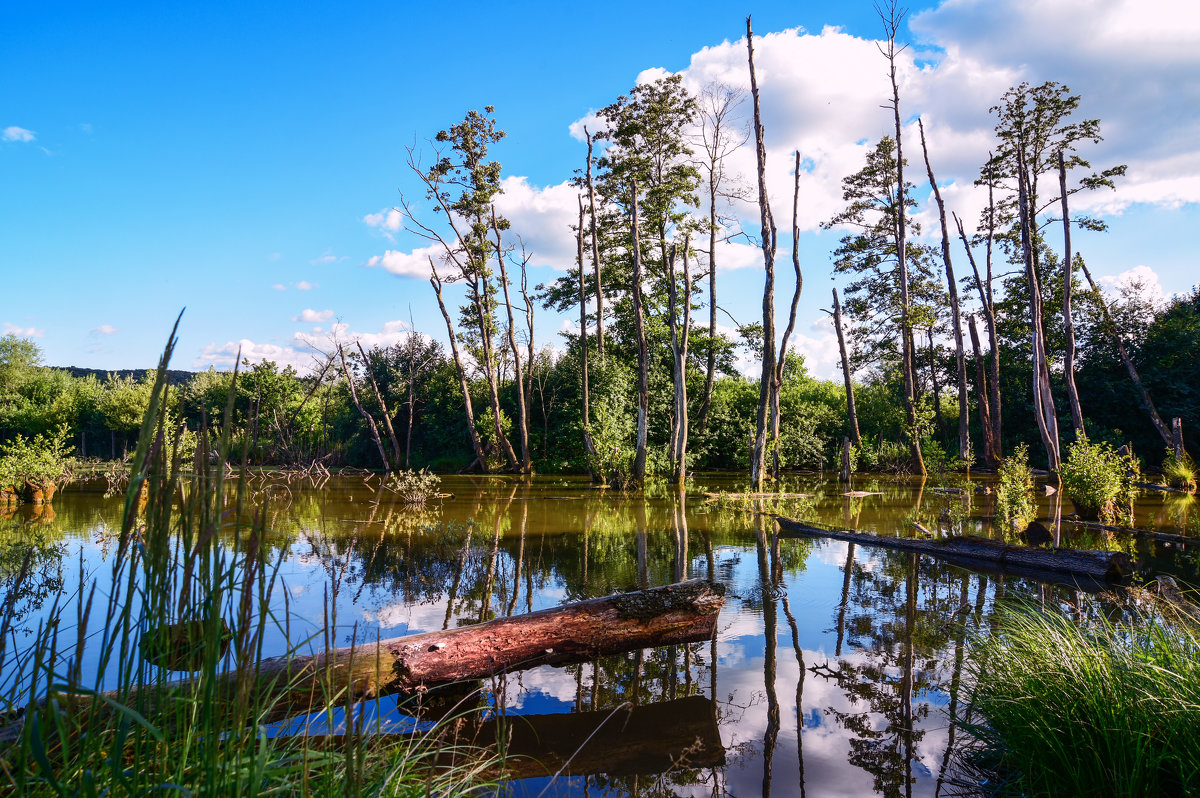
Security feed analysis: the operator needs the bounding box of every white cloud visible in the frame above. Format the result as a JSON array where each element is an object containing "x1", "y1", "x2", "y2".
[
  {"x1": 196, "y1": 320, "x2": 420, "y2": 373},
  {"x1": 293, "y1": 308, "x2": 334, "y2": 323},
  {"x1": 366, "y1": 245, "x2": 442, "y2": 279},
  {"x1": 493, "y1": 176, "x2": 580, "y2": 268},
  {"x1": 310, "y1": 249, "x2": 345, "y2": 265},
  {"x1": 91, "y1": 324, "x2": 118, "y2": 336},
  {"x1": 2, "y1": 126, "x2": 35, "y2": 143},
  {"x1": 272, "y1": 283, "x2": 287, "y2": 291},
  {"x1": 296, "y1": 280, "x2": 315, "y2": 290},
  {"x1": 1097, "y1": 264, "x2": 1168, "y2": 306},
  {"x1": 2, "y1": 322, "x2": 44, "y2": 338},
  {"x1": 363, "y1": 208, "x2": 404, "y2": 239}
]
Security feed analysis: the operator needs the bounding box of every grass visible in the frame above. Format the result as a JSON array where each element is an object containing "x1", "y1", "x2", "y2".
[
  {"x1": 0, "y1": 321, "x2": 497, "y2": 796},
  {"x1": 958, "y1": 596, "x2": 1200, "y2": 797}
]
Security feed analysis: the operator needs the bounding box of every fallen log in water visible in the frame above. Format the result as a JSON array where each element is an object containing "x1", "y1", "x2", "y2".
[
  {"x1": 3, "y1": 580, "x2": 725, "y2": 742},
  {"x1": 775, "y1": 517, "x2": 1131, "y2": 582}
]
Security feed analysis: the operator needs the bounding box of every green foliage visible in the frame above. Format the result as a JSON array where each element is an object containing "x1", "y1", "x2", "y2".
[
  {"x1": 1060, "y1": 435, "x2": 1140, "y2": 524},
  {"x1": 0, "y1": 426, "x2": 75, "y2": 495},
  {"x1": 961, "y1": 601, "x2": 1200, "y2": 797},
  {"x1": 1163, "y1": 449, "x2": 1198, "y2": 493},
  {"x1": 385, "y1": 468, "x2": 441, "y2": 505},
  {"x1": 995, "y1": 444, "x2": 1036, "y2": 532}
]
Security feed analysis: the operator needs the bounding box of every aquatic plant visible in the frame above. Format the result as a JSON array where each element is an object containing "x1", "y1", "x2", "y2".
[
  {"x1": 0, "y1": 323, "x2": 496, "y2": 795},
  {"x1": 1162, "y1": 449, "x2": 1198, "y2": 494},
  {"x1": 958, "y1": 598, "x2": 1200, "y2": 797},
  {"x1": 385, "y1": 467, "x2": 442, "y2": 505},
  {"x1": 1059, "y1": 436, "x2": 1140, "y2": 524},
  {"x1": 994, "y1": 444, "x2": 1035, "y2": 533},
  {"x1": 0, "y1": 427, "x2": 75, "y2": 503}
]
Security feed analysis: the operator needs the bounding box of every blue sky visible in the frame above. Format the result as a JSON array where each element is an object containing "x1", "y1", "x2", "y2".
[{"x1": 2, "y1": 0, "x2": 1197, "y2": 377}]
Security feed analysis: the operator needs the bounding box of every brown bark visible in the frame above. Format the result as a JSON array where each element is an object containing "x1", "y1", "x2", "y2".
[
  {"x1": 584, "y1": 127, "x2": 605, "y2": 362},
  {"x1": 919, "y1": 119, "x2": 970, "y2": 462},
  {"x1": 576, "y1": 196, "x2": 599, "y2": 475},
  {"x1": 746, "y1": 16, "x2": 777, "y2": 491},
  {"x1": 15, "y1": 582, "x2": 726, "y2": 744},
  {"x1": 775, "y1": 517, "x2": 1130, "y2": 582},
  {"x1": 430, "y1": 264, "x2": 488, "y2": 470},
  {"x1": 1058, "y1": 150, "x2": 1085, "y2": 439},
  {"x1": 968, "y1": 314, "x2": 997, "y2": 467},
  {"x1": 337, "y1": 344, "x2": 389, "y2": 471},
  {"x1": 771, "y1": 151, "x2": 804, "y2": 478},
  {"x1": 630, "y1": 179, "x2": 650, "y2": 486},
  {"x1": 1019, "y1": 151, "x2": 1061, "y2": 470},
  {"x1": 832, "y1": 287, "x2": 862, "y2": 448},
  {"x1": 354, "y1": 341, "x2": 402, "y2": 469},
  {"x1": 1079, "y1": 260, "x2": 1174, "y2": 448},
  {"x1": 491, "y1": 208, "x2": 531, "y2": 474},
  {"x1": 666, "y1": 238, "x2": 691, "y2": 485}
]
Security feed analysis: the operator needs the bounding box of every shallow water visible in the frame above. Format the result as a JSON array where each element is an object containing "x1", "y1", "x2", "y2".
[{"x1": 2, "y1": 472, "x2": 1197, "y2": 796}]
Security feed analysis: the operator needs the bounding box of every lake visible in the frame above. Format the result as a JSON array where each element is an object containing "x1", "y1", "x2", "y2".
[{"x1": 3, "y1": 472, "x2": 1197, "y2": 796}]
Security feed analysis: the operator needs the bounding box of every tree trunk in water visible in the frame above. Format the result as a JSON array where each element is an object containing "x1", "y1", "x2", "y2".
[
  {"x1": 832, "y1": 288, "x2": 862, "y2": 448},
  {"x1": 919, "y1": 120, "x2": 970, "y2": 463},
  {"x1": 1019, "y1": 152, "x2": 1061, "y2": 470},
  {"x1": 630, "y1": 180, "x2": 650, "y2": 487},
  {"x1": 666, "y1": 239, "x2": 691, "y2": 485},
  {"x1": 839, "y1": 437, "x2": 852, "y2": 483},
  {"x1": 492, "y1": 209, "x2": 532, "y2": 474},
  {"x1": 1058, "y1": 150, "x2": 1085, "y2": 439},
  {"x1": 1079, "y1": 259, "x2": 1174, "y2": 448},
  {"x1": 968, "y1": 314, "x2": 997, "y2": 468},
  {"x1": 772, "y1": 151, "x2": 804, "y2": 478},
  {"x1": 354, "y1": 341, "x2": 403, "y2": 469},
  {"x1": 430, "y1": 265, "x2": 488, "y2": 471},
  {"x1": 927, "y1": 327, "x2": 946, "y2": 441},
  {"x1": 337, "y1": 345, "x2": 390, "y2": 471},
  {"x1": 955, "y1": 209, "x2": 1001, "y2": 466},
  {"x1": 746, "y1": 16, "x2": 777, "y2": 491},
  {"x1": 468, "y1": 254, "x2": 519, "y2": 472},
  {"x1": 584, "y1": 127, "x2": 605, "y2": 362}
]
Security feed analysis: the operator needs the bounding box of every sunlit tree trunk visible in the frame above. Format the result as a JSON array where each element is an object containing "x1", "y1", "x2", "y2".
[
  {"x1": 832, "y1": 287, "x2": 862, "y2": 448},
  {"x1": 430, "y1": 264, "x2": 488, "y2": 471},
  {"x1": 771, "y1": 152, "x2": 804, "y2": 478},
  {"x1": 1058, "y1": 150, "x2": 1085, "y2": 439},
  {"x1": 492, "y1": 209, "x2": 531, "y2": 473},
  {"x1": 630, "y1": 180, "x2": 650, "y2": 487},
  {"x1": 584, "y1": 127, "x2": 605, "y2": 362}
]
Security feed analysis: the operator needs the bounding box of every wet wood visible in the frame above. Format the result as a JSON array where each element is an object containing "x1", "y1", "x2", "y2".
[
  {"x1": 775, "y1": 517, "x2": 1130, "y2": 581},
  {"x1": 704, "y1": 492, "x2": 813, "y2": 500},
  {"x1": 9, "y1": 581, "x2": 725, "y2": 742}
]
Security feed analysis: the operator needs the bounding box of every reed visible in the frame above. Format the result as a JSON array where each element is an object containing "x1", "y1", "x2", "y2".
[
  {"x1": 0, "y1": 320, "x2": 496, "y2": 796},
  {"x1": 958, "y1": 597, "x2": 1200, "y2": 797}
]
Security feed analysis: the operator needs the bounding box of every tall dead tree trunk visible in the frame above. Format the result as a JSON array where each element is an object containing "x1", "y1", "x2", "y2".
[
  {"x1": 584, "y1": 127, "x2": 605, "y2": 362},
  {"x1": 1018, "y1": 150, "x2": 1061, "y2": 470},
  {"x1": 919, "y1": 119, "x2": 970, "y2": 463},
  {"x1": 927, "y1": 327, "x2": 946, "y2": 439},
  {"x1": 746, "y1": 16, "x2": 777, "y2": 491},
  {"x1": 338, "y1": 344, "x2": 389, "y2": 471},
  {"x1": 468, "y1": 264, "x2": 519, "y2": 472},
  {"x1": 832, "y1": 287, "x2": 862, "y2": 448},
  {"x1": 430, "y1": 264, "x2": 488, "y2": 471},
  {"x1": 666, "y1": 238, "x2": 692, "y2": 485},
  {"x1": 968, "y1": 314, "x2": 997, "y2": 467},
  {"x1": 1058, "y1": 150, "x2": 1085, "y2": 439},
  {"x1": 772, "y1": 151, "x2": 804, "y2": 478},
  {"x1": 354, "y1": 341, "x2": 403, "y2": 469},
  {"x1": 492, "y1": 208, "x2": 531, "y2": 474},
  {"x1": 1079, "y1": 259, "x2": 1174, "y2": 448},
  {"x1": 630, "y1": 180, "x2": 650, "y2": 487},
  {"x1": 954, "y1": 207, "x2": 1002, "y2": 466},
  {"x1": 880, "y1": 1, "x2": 924, "y2": 476},
  {"x1": 576, "y1": 196, "x2": 599, "y2": 475}
]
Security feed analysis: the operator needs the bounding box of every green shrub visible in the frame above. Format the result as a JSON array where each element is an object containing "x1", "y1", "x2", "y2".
[
  {"x1": 995, "y1": 444, "x2": 1035, "y2": 533},
  {"x1": 386, "y1": 467, "x2": 442, "y2": 505},
  {"x1": 0, "y1": 426, "x2": 75, "y2": 500},
  {"x1": 1060, "y1": 436, "x2": 1140, "y2": 524},
  {"x1": 1163, "y1": 449, "x2": 1198, "y2": 494}
]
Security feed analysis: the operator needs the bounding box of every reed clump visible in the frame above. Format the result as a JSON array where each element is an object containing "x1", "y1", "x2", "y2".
[
  {"x1": 0, "y1": 321, "x2": 496, "y2": 796},
  {"x1": 959, "y1": 596, "x2": 1200, "y2": 797}
]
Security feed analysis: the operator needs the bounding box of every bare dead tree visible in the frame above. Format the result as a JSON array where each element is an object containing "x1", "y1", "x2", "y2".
[
  {"x1": 746, "y1": 15, "x2": 778, "y2": 491},
  {"x1": 954, "y1": 203, "x2": 1002, "y2": 466},
  {"x1": 576, "y1": 195, "x2": 599, "y2": 475},
  {"x1": 693, "y1": 83, "x2": 749, "y2": 433},
  {"x1": 832, "y1": 287, "x2": 862, "y2": 448},
  {"x1": 354, "y1": 340, "x2": 403, "y2": 468},
  {"x1": 1058, "y1": 150, "x2": 1086, "y2": 439},
  {"x1": 429, "y1": 260, "x2": 488, "y2": 470},
  {"x1": 630, "y1": 179, "x2": 650, "y2": 486},
  {"x1": 337, "y1": 343, "x2": 389, "y2": 471},
  {"x1": 584, "y1": 126, "x2": 605, "y2": 361},
  {"x1": 918, "y1": 119, "x2": 970, "y2": 463},
  {"x1": 666, "y1": 236, "x2": 693, "y2": 484},
  {"x1": 878, "y1": 0, "x2": 925, "y2": 475},
  {"x1": 967, "y1": 314, "x2": 996, "y2": 466},
  {"x1": 772, "y1": 151, "x2": 805, "y2": 477},
  {"x1": 491, "y1": 206, "x2": 531, "y2": 473}
]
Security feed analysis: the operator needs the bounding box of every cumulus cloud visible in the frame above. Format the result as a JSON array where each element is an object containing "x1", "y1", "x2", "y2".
[
  {"x1": 196, "y1": 320, "x2": 421, "y2": 373},
  {"x1": 1097, "y1": 264, "x2": 1168, "y2": 306},
  {"x1": 296, "y1": 280, "x2": 315, "y2": 290},
  {"x1": 363, "y1": 208, "x2": 404, "y2": 240},
  {"x1": 2, "y1": 126, "x2": 35, "y2": 143},
  {"x1": 293, "y1": 309, "x2": 334, "y2": 323},
  {"x1": 2, "y1": 322, "x2": 44, "y2": 338},
  {"x1": 366, "y1": 245, "x2": 443, "y2": 279},
  {"x1": 90, "y1": 324, "x2": 118, "y2": 336}
]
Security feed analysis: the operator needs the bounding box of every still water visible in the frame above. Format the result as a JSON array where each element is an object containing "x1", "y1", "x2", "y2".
[{"x1": 3, "y1": 473, "x2": 1198, "y2": 796}]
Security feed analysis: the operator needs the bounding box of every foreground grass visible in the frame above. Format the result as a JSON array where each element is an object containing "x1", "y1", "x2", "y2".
[
  {"x1": 960, "y1": 597, "x2": 1200, "y2": 797},
  {"x1": 0, "y1": 323, "x2": 497, "y2": 796}
]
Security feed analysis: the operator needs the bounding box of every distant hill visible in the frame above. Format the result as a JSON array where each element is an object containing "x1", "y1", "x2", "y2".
[{"x1": 55, "y1": 366, "x2": 199, "y2": 386}]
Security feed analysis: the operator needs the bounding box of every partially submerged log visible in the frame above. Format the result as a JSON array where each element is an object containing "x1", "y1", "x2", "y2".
[
  {"x1": 704, "y1": 491, "x2": 812, "y2": 501},
  {"x1": 4, "y1": 580, "x2": 725, "y2": 741},
  {"x1": 775, "y1": 517, "x2": 1131, "y2": 582}
]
